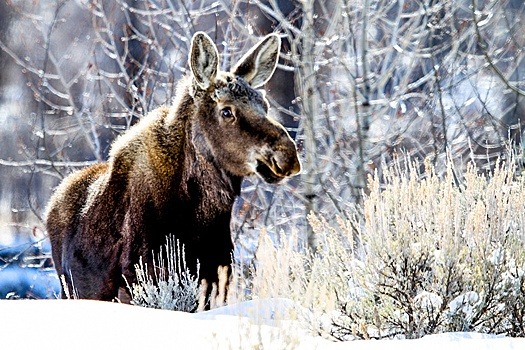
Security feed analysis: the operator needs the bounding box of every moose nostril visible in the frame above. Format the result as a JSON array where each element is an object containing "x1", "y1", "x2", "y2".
[
  {"x1": 272, "y1": 155, "x2": 301, "y2": 177},
  {"x1": 271, "y1": 157, "x2": 284, "y2": 174}
]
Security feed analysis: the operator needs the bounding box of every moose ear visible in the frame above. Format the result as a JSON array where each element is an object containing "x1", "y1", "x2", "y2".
[
  {"x1": 189, "y1": 32, "x2": 219, "y2": 90},
  {"x1": 232, "y1": 34, "x2": 281, "y2": 88}
]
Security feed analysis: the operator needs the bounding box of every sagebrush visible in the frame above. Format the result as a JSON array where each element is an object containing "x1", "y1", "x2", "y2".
[
  {"x1": 324, "y1": 159, "x2": 525, "y2": 339},
  {"x1": 127, "y1": 237, "x2": 200, "y2": 312}
]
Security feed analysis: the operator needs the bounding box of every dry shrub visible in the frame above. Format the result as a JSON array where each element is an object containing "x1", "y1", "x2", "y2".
[
  {"x1": 326, "y1": 159, "x2": 525, "y2": 339},
  {"x1": 227, "y1": 227, "x2": 346, "y2": 335},
  {"x1": 127, "y1": 237, "x2": 200, "y2": 312}
]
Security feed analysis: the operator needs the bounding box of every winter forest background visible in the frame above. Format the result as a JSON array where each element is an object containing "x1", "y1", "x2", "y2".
[{"x1": 1, "y1": 0, "x2": 525, "y2": 341}]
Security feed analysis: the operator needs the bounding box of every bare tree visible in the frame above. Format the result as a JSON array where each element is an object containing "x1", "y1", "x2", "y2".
[{"x1": 241, "y1": 0, "x2": 525, "y2": 251}]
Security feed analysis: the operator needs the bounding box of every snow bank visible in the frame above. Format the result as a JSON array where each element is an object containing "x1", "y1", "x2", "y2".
[{"x1": 0, "y1": 299, "x2": 523, "y2": 349}]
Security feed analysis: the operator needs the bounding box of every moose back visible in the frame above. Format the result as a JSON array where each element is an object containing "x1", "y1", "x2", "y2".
[{"x1": 45, "y1": 32, "x2": 301, "y2": 306}]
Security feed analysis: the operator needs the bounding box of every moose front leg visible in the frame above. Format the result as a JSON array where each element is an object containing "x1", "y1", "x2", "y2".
[{"x1": 197, "y1": 264, "x2": 231, "y2": 311}]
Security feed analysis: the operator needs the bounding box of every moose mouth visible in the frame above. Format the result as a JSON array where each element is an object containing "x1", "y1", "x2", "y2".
[{"x1": 256, "y1": 160, "x2": 285, "y2": 184}]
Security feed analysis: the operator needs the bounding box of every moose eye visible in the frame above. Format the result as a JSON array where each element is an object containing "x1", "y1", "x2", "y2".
[{"x1": 220, "y1": 107, "x2": 235, "y2": 121}]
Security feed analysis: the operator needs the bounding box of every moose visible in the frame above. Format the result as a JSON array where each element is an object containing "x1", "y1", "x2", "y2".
[{"x1": 45, "y1": 32, "x2": 301, "y2": 308}]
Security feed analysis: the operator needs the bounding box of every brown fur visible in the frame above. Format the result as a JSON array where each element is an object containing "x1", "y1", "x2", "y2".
[{"x1": 45, "y1": 32, "x2": 300, "y2": 307}]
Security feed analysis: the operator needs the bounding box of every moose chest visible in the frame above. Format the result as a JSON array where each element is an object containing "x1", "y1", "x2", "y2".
[{"x1": 125, "y1": 168, "x2": 239, "y2": 245}]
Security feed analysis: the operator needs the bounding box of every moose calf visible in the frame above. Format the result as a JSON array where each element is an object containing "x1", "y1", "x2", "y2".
[{"x1": 45, "y1": 32, "x2": 301, "y2": 308}]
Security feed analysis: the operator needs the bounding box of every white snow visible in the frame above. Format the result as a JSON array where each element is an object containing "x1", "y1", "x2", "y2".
[
  {"x1": 0, "y1": 298, "x2": 523, "y2": 349},
  {"x1": 448, "y1": 291, "x2": 479, "y2": 314}
]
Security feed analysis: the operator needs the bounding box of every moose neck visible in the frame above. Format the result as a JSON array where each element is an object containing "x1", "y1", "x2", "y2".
[{"x1": 164, "y1": 80, "x2": 243, "y2": 222}]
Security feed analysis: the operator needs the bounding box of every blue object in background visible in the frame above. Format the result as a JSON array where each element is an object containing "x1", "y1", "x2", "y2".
[
  {"x1": 0, "y1": 238, "x2": 61, "y2": 299},
  {"x1": 0, "y1": 264, "x2": 60, "y2": 299}
]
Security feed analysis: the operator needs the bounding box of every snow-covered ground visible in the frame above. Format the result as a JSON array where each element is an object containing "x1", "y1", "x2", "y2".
[{"x1": 1, "y1": 298, "x2": 523, "y2": 349}]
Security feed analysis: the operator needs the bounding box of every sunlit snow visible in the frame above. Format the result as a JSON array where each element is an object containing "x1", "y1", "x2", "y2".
[{"x1": 1, "y1": 298, "x2": 523, "y2": 349}]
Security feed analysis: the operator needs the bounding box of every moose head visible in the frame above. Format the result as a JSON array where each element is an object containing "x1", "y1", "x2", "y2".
[{"x1": 188, "y1": 32, "x2": 301, "y2": 184}]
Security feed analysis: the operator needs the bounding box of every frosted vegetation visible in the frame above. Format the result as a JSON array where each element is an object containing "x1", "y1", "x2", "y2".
[
  {"x1": 126, "y1": 237, "x2": 200, "y2": 313},
  {"x1": 129, "y1": 158, "x2": 525, "y2": 340}
]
